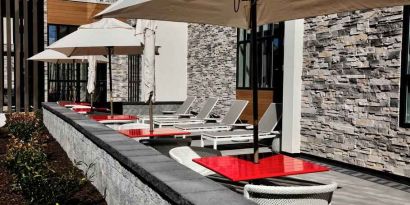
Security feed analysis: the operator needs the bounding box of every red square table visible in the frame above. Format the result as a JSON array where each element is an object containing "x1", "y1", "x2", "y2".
[
  {"x1": 58, "y1": 101, "x2": 91, "y2": 108},
  {"x1": 119, "y1": 128, "x2": 191, "y2": 138},
  {"x1": 193, "y1": 153, "x2": 329, "y2": 181},
  {"x1": 72, "y1": 107, "x2": 110, "y2": 114},
  {"x1": 89, "y1": 114, "x2": 138, "y2": 124}
]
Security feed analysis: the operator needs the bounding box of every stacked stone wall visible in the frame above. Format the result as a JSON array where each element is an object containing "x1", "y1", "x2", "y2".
[
  {"x1": 302, "y1": 6, "x2": 410, "y2": 177},
  {"x1": 187, "y1": 24, "x2": 237, "y2": 116}
]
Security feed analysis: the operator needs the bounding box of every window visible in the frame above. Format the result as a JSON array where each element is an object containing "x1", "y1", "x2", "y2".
[
  {"x1": 2, "y1": 17, "x2": 14, "y2": 47},
  {"x1": 48, "y1": 24, "x2": 78, "y2": 45},
  {"x1": 401, "y1": 6, "x2": 410, "y2": 127},
  {"x1": 237, "y1": 23, "x2": 285, "y2": 89},
  {"x1": 47, "y1": 24, "x2": 107, "y2": 102},
  {"x1": 128, "y1": 55, "x2": 141, "y2": 102}
]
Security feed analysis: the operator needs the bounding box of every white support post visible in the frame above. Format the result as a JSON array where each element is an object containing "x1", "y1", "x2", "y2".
[{"x1": 281, "y1": 19, "x2": 304, "y2": 153}]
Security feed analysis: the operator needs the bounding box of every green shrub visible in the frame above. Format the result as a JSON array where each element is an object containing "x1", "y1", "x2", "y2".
[
  {"x1": 5, "y1": 137, "x2": 84, "y2": 205},
  {"x1": 6, "y1": 113, "x2": 41, "y2": 141},
  {"x1": 34, "y1": 110, "x2": 46, "y2": 133},
  {"x1": 5, "y1": 137, "x2": 48, "y2": 175}
]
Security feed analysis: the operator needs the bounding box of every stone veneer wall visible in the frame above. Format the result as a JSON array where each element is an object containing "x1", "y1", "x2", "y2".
[
  {"x1": 187, "y1": 24, "x2": 237, "y2": 116},
  {"x1": 301, "y1": 6, "x2": 410, "y2": 177},
  {"x1": 110, "y1": 56, "x2": 129, "y2": 102},
  {"x1": 42, "y1": 102, "x2": 255, "y2": 205},
  {"x1": 43, "y1": 109, "x2": 170, "y2": 205}
]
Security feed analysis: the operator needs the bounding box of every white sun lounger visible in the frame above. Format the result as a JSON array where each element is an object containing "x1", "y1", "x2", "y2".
[
  {"x1": 174, "y1": 100, "x2": 248, "y2": 138},
  {"x1": 153, "y1": 98, "x2": 218, "y2": 128},
  {"x1": 201, "y1": 103, "x2": 282, "y2": 149},
  {"x1": 169, "y1": 146, "x2": 216, "y2": 176},
  {"x1": 139, "y1": 96, "x2": 196, "y2": 122}
]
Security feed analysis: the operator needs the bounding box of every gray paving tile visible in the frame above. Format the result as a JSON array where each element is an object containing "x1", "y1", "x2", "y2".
[
  {"x1": 183, "y1": 189, "x2": 255, "y2": 205},
  {"x1": 166, "y1": 178, "x2": 227, "y2": 194},
  {"x1": 150, "y1": 169, "x2": 205, "y2": 182}
]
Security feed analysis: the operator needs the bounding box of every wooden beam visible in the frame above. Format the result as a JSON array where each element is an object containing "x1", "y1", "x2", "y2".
[
  {"x1": 23, "y1": 0, "x2": 29, "y2": 112},
  {"x1": 6, "y1": 0, "x2": 12, "y2": 113},
  {"x1": 0, "y1": 0, "x2": 4, "y2": 112},
  {"x1": 15, "y1": 0, "x2": 21, "y2": 112},
  {"x1": 33, "y1": 0, "x2": 39, "y2": 109},
  {"x1": 47, "y1": 0, "x2": 109, "y2": 25}
]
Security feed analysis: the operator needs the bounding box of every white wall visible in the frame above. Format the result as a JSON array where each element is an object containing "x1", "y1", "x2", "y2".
[
  {"x1": 282, "y1": 19, "x2": 304, "y2": 153},
  {"x1": 154, "y1": 21, "x2": 188, "y2": 101}
]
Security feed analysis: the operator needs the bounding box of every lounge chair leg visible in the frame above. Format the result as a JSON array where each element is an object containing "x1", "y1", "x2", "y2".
[
  {"x1": 200, "y1": 137, "x2": 205, "y2": 147},
  {"x1": 213, "y1": 141, "x2": 217, "y2": 150}
]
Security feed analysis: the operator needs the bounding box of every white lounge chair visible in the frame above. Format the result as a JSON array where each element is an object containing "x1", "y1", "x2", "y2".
[
  {"x1": 154, "y1": 98, "x2": 218, "y2": 128},
  {"x1": 139, "y1": 96, "x2": 196, "y2": 122},
  {"x1": 244, "y1": 182, "x2": 338, "y2": 205},
  {"x1": 169, "y1": 146, "x2": 216, "y2": 176},
  {"x1": 175, "y1": 100, "x2": 248, "y2": 138},
  {"x1": 201, "y1": 103, "x2": 282, "y2": 149}
]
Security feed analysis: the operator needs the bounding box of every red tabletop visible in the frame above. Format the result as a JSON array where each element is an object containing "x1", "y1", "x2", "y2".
[
  {"x1": 72, "y1": 107, "x2": 110, "y2": 113},
  {"x1": 89, "y1": 114, "x2": 138, "y2": 121},
  {"x1": 119, "y1": 128, "x2": 191, "y2": 138},
  {"x1": 58, "y1": 101, "x2": 91, "y2": 107},
  {"x1": 193, "y1": 154, "x2": 329, "y2": 181}
]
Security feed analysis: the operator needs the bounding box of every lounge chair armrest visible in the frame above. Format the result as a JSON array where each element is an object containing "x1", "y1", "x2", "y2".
[
  {"x1": 162, "y1": 110, "x2": 176, "y2": 115},
  {"x1": 230, "y1": 123, "x2": 251, "y2": 130},
  {"x1": 204, "y1": 118, "x2": 219, "y2": 123},
  {"x1": 178, "y1": 114, "x2": 193, "y2": 118}
]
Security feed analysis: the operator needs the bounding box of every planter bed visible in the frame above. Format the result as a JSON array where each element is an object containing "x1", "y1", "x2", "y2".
[{"x1": 0, "y1": 127, "x2": 106, "y2": 205}]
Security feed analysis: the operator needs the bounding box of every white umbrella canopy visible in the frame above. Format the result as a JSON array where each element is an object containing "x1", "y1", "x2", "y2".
[
  {"x1": 87, "y1": 56, "x2": 97, "y2": 95},
  {"x1": 87, "y1": 56, "x2": 97, "y2": 111},
  {"x1": 48, "y1": 18, "x2": 145, "y2": 56},
  {"x1": 137, "y1": 19, "x2": 157, "y2": 102},
  {"x1": 48, "y1": 18, "x2": 148, "y2": 115},
  {"x1": 97, "y1": 0, "x2": 410, "y2": 29},
  {"x1": 97, "y1": 0, "x2": 410, "y2": 163},
  {"x1": 28, "y1": 49, "x2": 108, "y2": 64}
]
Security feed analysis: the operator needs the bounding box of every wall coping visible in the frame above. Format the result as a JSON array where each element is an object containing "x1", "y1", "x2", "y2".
[{"x1": 42, "y1": 102, "x2": 255, "y2": 205}]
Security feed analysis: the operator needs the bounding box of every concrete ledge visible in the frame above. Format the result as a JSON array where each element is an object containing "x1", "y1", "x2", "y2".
[{"x1": 42, "y1": 102, "x2": 254, "y2": 205}]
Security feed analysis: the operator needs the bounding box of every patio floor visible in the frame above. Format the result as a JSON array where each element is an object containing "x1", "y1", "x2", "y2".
[{"x1": 188, "y1": 139, "x2": 410, "y2": 205}]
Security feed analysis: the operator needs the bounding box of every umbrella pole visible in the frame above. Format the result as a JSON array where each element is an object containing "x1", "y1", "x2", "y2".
[
  {"x1": 107, "y1": 46, "x2": 114, "y2": 115},
  {"x1": 250, "y1": 0, "x2": 259, "y2": 164},
  {"x1": 90, "y1": 93, "x2": 93, "y2": 113}
]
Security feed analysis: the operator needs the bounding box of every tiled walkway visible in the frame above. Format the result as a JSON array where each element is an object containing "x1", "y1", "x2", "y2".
[{"x1": 190, "y1": 140, "x2": 410, "y2": 205}]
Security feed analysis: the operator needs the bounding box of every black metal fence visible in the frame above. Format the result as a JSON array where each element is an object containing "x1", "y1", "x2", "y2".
[
  {"x1": 128, "y1": 55, "x2": 141, "y2": 102},
  {"x1": 0, "y1": 0, "x2": 45, "y2": 112}
]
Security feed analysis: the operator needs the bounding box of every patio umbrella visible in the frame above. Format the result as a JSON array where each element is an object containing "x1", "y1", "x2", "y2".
[
  {"x1": 28, "y1": 49, "x2": 108, "y2": 64},
  {"x1": 48, "y1": 18, "x2": 146, "y2": 115},
  {"x1": 136, "y1": 19, "x2": 157, "y2": 131},
  {"x1": 97, "y1": 0, "x2": 410, "y2": 163},
  {"x1": 136, "y1": 19, "x2": 157, "y2": 102},
  {"x1": 29, "y1": 49, "x2": 107, "y2": 103},
  {"x1": 87, "y1": 56, "x2": 97, "y2": 110}
]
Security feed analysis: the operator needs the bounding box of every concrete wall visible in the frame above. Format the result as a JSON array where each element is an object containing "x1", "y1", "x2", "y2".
[
  {"x1": 301, "y1": 6, "x2": 410, "y2": 177},
  {"x1": 155, "y1": 21, "x2": 188, "y2": 102},
  {"x1": 187, "y1": 24, "x2": 237, "y2": 115},
  {"x1": 282, "y1": 20, "x2": 305, "y2": 154},
  {"x1": 110, "y1": 21, "x2": 188, "y2": 103}
]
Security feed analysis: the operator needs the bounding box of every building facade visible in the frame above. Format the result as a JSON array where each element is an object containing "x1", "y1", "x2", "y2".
[
  {"x1": 1, "y1": 0, "x2": 409, "y2": 177},
  {"x1": 187, "y1": 7, "x2": 410, "y2": 177},
  {"x1": 301, "y1": 7, "x2": 410, "y2": 177}
]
